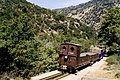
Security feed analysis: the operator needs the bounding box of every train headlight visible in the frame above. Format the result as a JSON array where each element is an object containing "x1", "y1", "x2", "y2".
[
  {"x1": 65, "y1": 55, "x2": 68, "y2": 59},
  {"x1": 64, "y1": 55, "x2": 68, "y2": 61}
]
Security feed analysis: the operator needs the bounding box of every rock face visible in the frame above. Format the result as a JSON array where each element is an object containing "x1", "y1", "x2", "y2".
[{"x1": 55, "y1": 0, "x2": 120, "y2": 30}]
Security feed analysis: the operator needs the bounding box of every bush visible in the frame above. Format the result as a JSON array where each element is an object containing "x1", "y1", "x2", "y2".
[
  {"x1": 54, "y1": 14, "x2": 66, "y2": 21},
  {"x1": 106, "y1": 54, "x2": 120, "y2": 66}
]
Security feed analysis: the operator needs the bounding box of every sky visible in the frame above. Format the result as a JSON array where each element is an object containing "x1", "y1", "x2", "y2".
[{"x1": 27, "y1": 0, "x2": 91, "y2": 9}]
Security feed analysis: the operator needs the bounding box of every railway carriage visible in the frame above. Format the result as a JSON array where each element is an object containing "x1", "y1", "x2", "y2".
[
  {"x1": 59, "y1": 43, "x2": 100, "y2": 73},
  {"x1": 59, "y1": 43, "x2": 81, "y2": 72}
]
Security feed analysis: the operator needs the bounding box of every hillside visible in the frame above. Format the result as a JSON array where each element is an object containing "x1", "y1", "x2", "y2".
[
  {"x1": 0, "y1": 0, "x2": 97, "y2": 79},
  {"x1": 55, "y1": 0, "x2": 120, "y2": 30}
]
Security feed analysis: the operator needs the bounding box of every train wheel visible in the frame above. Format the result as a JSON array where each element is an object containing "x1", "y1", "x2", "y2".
[
  {"x1": 68, "y1": 67, "x2": 76, "y2": 74},
  {"x1": 69, "y1": 68, "x2": 72, "y2": 73},
  {"x1": 89, "y1": 61, "x2": 94, "y2": 66},
  {"x1": 72, "y1": 68, "x2": 76, "y2": 73},
  {"x1": 57, "y1": 67, "x2": 61, "y2": 71},
  {"x1": 67, "y1": 68, "x2": 72, "y2": 73}
]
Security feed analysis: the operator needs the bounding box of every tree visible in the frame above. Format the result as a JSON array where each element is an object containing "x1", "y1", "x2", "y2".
[
  {"x1": 54, "y1": 14, "x2": 66, "y2": 21},
  {"x1": 0, "y1": 13, "x2": 38, "y2": 77},
  {"x1": 98, "y1": 8, "x2": 120, "y2": 53}
]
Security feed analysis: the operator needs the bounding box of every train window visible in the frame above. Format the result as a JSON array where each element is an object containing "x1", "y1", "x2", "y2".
[
  {"x1": 62, "y1": 46, "x2": 66, "y2": 51},
  {"x1": 70, "y1": 47, "x2": 74, "y2": 52}
]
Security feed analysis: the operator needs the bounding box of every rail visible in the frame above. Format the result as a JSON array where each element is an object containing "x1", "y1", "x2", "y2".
[{"x1": 31, "y1": 70, "x2": 69, "y2": 80}]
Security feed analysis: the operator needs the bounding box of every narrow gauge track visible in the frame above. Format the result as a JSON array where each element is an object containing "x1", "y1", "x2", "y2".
[{"x1": 40, "y1": 72, "x2": 69, "y2": 80}]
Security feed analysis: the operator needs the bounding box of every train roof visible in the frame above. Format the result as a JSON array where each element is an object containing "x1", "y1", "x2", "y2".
[
  {"x1": 80, "y1": 52, "x2": 98, "y2": 57},
  {"x1": 86, "y1": 52, "x2": 98, "y2": 55},
  {"x1": 80, "y1": 53, "x2": 87, "y2": 57},
  {"x1": 61, "y1": 43, "x2": 82, "y2": 47}
]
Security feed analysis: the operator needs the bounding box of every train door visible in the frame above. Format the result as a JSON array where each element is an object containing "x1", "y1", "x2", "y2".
[
  {"x1": 68, "y1": 45, "x2": 78, "y2": 67},
  {"x1": 59, "y1": 44, "x2": 69, "y2": 66}
]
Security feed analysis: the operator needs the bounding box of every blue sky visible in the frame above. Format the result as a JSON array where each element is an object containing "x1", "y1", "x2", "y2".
[{"x1": 27, "y1": 0, "x2": 91, "y2": 9}]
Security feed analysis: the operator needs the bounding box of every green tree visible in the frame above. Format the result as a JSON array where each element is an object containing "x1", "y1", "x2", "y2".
[
  {"x1": 0, "y1": 13, "x2": 38, "y2": 77},
  {"x1": 54, "y1": 14, "x2": 66, "y2": 21},
  {"x1": 98, "y1": 8, "x2": 120, "y2": 53}
]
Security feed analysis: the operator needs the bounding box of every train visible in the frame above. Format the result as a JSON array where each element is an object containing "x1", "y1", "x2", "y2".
[{"x1": 58, "y1": 43, "x2": 105, "y2": 73}]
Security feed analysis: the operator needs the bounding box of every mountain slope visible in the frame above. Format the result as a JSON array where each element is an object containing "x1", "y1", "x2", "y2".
[
  {"x1": 55, "y1": 0, "x2": 120, "y2": 30},
  {"x1": 0, "y1": 0, "x2": 97, "y2": 79}
]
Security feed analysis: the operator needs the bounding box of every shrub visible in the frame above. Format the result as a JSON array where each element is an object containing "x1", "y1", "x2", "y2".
[{"x1": 106, "y1": 54, "x2": 120, "y2": 66}]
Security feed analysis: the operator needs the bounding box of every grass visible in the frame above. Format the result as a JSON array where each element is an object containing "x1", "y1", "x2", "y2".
[
  {"x1": 106, "y1": 54, "x2": 120, "y2": 79},
  {"x1": 106, "y1": 54, "x2": 120, "y2": 66}
]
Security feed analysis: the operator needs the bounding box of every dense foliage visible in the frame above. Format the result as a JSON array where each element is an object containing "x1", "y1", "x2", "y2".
[
  {"x1": 98, "y1": 8, "x2": 120, "y2": 55},
  {"x1": 0, "y1": 0, "x2": 97, "y2": 79}
]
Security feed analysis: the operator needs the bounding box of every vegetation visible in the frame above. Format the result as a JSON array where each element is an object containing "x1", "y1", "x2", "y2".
[
  {"x1": 106, "y1": 54, "x2": 120, "y2": 79},
  {"x1": 0, "y1": 0, "x2": 97, "y2": 79},
  {"x1": 107, "y1": 54, "x2": 120, "y2": 66},
  {"x1": 98, "y1": 8, "x2": 120, "y2": 55},
  {"x1": 99, "y1": 8, "x2": 120, "y2": 79}
]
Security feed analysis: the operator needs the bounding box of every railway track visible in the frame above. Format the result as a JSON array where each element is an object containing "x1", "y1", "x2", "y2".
[
  {"x1": 31, "y1": 70, "x2": 70, "y2": 80},
  {"x1": 40, "y1": 72, "x2": 69, "y2": 80}
]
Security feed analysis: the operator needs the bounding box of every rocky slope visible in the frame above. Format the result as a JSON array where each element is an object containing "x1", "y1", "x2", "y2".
[{"x1": 55, "y1": 0, "x2": 120, "y2": 30}]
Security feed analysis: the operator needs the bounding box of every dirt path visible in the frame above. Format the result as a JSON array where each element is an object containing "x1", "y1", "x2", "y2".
[{"x1": 60, "y1": 57, "x2": 118, "y2": 80}]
